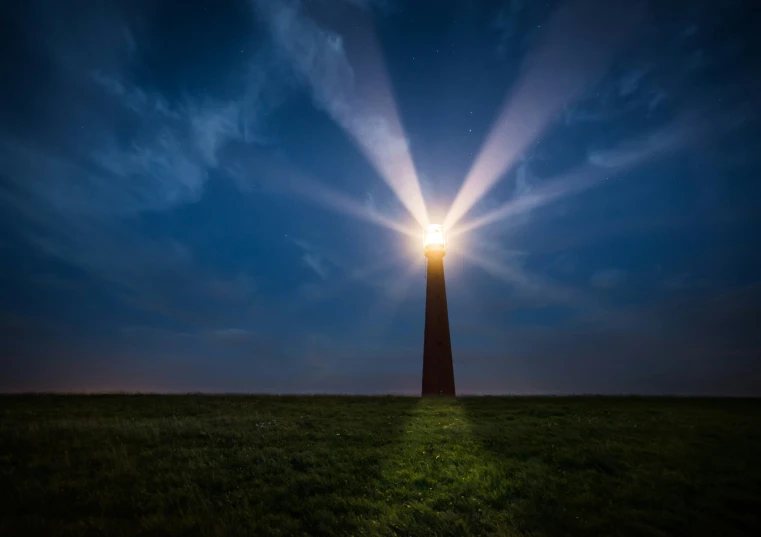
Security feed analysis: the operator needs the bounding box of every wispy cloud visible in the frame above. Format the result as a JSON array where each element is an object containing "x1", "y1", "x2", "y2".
[
  {"x1": 0, "y1": 0, "x2": 293, "y2": 235},
  {"x1": 302, "y1": 253, "x2": 330, "y2": 280},
  {"x1": 293, "y1": 239, "x2": 331, "y2": 280},
  {"x1": 251, "y1": 0, "x2": 429, "y2": 226},
  {"x1": 0, "y1": 2, "x2": 291, "y2": 335}
]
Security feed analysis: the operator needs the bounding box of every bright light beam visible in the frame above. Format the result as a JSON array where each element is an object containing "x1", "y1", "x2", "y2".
[
  {"x1": 340, "y1": 113, "x2": 430, "y2": 230},
  {"x1": 451, "y1": 164, "x2": 612, "y2": 239},
  {"x1": 455, "y1": 245, "x2": 551, "y2": 297},
  {"x1": 238, "y1": 150, "x2": 421, "y2": 239},
  {"x1": 289, "y1": 174, "x2": 421, "y2": 239},
  {"x1": 259, "y1": 1, "x2": 429, "y2": 228},
  {"x1": 450, "y1": 115, "x2": 733, "y2": 238},
  {"x1": 333, "y1": 14, "x2": 430, "y2": 229},
  {"x1": 453, "y1": 241, "x2": 578, "y2": 303},
  {"x1": 443, "y1": 0, "x2": 642, "y2": 230}
]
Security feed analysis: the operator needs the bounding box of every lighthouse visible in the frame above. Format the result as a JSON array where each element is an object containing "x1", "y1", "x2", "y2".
[{"x1": 421, "y1": 224, "x2": 456, "y2": 396}]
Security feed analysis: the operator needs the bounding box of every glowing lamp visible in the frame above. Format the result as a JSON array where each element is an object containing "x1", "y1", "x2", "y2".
[{"x1": 424, "y1": 224, "x2": 446, "y2": 255}]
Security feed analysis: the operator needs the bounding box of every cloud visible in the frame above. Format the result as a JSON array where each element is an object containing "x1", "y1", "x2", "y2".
[
  {"x1": 1, "y1": 94, "x2": 210, "y2": 226},
  {"x1": 586, "y1": 105, "x2": 751, "y2": 169},
  {"x1": 513, "y1": 161, "x2": 533, "y2": 198},
  {"x1": 364, "y1": 191, "x2": 377, "y2": 213},
  {"x1": 2, "y1": 0, "x2": 759, "y2": 396},
  {"x1": 618, "y1": 64, "x2": 652, "y2": 97},
  {"x1": 302, "y1": 253, "x2": 330, "y2": 279},
  {"x1": 0, "y1": 1, "x2": 293, "y2": 336},
  {"x1": 293, "y1": 239, "x2": 331, "y2": 279},
  {"x1": 0, "y1": 0, "x2": 290, "y2": 236},
  {"x1": 188, "y1": 101, "x2": 244, "y2": 167},
  {"x1": 90, "y1": 72, "x2": 180, "y2": 120},
  {"x1": 89, "y1": 126, "x2": 210, "y2": 213},
  {"x1": 493, "y1": 0, "x2": 533, "y2": 56},
  {"x1": 251, "y1": 0, "x2": 428, "y2": 226},
  {"x1": 253, "y1": 0, "x2": 355, "y2": 115}
]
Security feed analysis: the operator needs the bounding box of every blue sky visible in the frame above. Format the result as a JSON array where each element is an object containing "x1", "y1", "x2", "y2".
[{"x1": 1, "y1": 0, "x2": 759, "y2": 394}]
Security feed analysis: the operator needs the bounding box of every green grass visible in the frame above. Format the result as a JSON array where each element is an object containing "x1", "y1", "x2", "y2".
[{"x1": 1, "y1": 396, "x2": 760, "y2": 536}]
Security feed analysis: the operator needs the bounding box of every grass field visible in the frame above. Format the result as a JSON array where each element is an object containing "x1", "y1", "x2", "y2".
[{"x1": 1, "y1": 395, "x2": 760, "y2": 536}]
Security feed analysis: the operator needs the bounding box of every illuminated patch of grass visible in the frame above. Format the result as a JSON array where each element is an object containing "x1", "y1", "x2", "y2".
[{"x1": 0, "y1": 395, "x2": 759, "y2": 536}]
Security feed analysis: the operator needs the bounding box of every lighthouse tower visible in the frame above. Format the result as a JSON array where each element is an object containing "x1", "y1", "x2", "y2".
[{"x1": 421, "y1": 224, "x2": 456, "y2": 396}]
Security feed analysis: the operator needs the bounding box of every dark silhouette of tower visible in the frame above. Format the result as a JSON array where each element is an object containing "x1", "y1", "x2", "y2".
[{"x1": 421, "y1": 225, "x2": 455, "y2": 396}]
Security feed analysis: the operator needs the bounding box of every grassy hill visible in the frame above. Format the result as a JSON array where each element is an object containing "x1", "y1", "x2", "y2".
[{"x1": 1, "y1": 395, "x2": 760, "y2": 536}]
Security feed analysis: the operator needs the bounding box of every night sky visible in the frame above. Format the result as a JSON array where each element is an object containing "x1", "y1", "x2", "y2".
[{"x1": 1, "y1": 0, "x2": 759, "y2": 395}]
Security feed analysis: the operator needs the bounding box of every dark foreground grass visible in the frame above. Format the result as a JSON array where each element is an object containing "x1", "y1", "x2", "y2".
[{"x1": 1, "y1": 396, "x2": 760, "y2": 536}]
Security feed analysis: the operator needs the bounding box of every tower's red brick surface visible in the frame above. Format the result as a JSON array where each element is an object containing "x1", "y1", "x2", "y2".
[{"x1": 421, "y1": 250, "x2": 455, "y2": 396}]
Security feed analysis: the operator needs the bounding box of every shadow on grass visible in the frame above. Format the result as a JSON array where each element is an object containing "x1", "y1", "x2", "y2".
[
  {"x1": 0, "y1": 394, "x2": 420, "y2": 536},
  {"x1": 459, "y1": 396, "x2": 761, "y2": 537},
  {"x1": 3, "y1": 395, "x2": 760, "y2": 536}
]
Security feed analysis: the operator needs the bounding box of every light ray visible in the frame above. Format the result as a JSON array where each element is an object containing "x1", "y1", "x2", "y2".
[
  {"x1": 451, "y1": 164, "x2": 610, "y2": 239},
  {"x1": 336, "y1": 14, "x2": 430, "y2": 228},
  {"x1": 299, "y1": 253, "x2": 412, "y2": 305},
  {"x1": 358, "y1": 257, "x2": 425, "y2": 344},
  {"x1": 288, "y1": 174, "x2": 421, "y2": 239},
  {"x1": 443, "y1": 0, "x2": 642, "y2": 230},
  {"x1": 453, "y1": 242, "x2": 577, "y2": 303},
  {"x1": 258, "y1": 1, "x2": 429, "y2": 227},
  {"x1": 238, "y1": 151, "x2": 420, "y2": 239},
  {"x1": 450, "y1": 115, "x2": 733, "y2": 238},
  {"x1": 454, "y1": 241, "x2": 622, "y2": 322}
]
